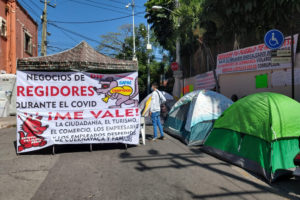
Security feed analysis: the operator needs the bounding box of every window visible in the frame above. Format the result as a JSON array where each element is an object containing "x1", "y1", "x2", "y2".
[
  {"x1": 0, "y1": 17, "x2": 7, "y2": 37},
  {"x1": 24, "y1": 31, "x2": 32, "y2": 55}
]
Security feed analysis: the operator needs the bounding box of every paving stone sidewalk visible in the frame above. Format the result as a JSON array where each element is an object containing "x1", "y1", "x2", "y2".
[{"x1": 0, "y1": 116, "x2": 16, "y2": 129}]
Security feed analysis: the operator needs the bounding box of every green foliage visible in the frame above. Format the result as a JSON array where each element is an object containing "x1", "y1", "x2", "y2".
[
  {"x1": 97, "y1": 24, "x2": 171, "y2": 100},
  {"x1": 200, "y1": 0, "x2": 300, "y2": 48},
  {"x1": 145, "y1": 0, "x2": 177, "y2": 57},
  {"x1": 146, "y1": 0, "x2": 300, "y2": 64}
]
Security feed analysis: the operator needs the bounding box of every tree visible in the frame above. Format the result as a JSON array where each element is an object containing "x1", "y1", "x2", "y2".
[
  {"x1": 199, "y1": 0, "x2": 300, "y2": 48},
  {"x1": 97, "y1": 24, "x2": 132, "y2": 58},
  {"x1": 98, "y1": 24, "x2": 171, "y2": 100},
  {"x1": 145, "y1": 0, "x2": 176, "y2": 57},
  {"x1": 146, "y1": 0, "x2": 300, "y2": 77}
]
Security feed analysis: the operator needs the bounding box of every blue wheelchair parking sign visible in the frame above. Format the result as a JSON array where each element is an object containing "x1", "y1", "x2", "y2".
[{"x1": 264, "y1": 29, "x2": 284, "y2": 49}]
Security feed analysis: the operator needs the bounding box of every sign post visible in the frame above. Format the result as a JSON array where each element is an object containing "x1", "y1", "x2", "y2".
[{"x1": 291, "y1": 33, "x2": 295, "y2": 99}]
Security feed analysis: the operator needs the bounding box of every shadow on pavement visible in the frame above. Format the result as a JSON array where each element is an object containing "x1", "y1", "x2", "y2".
[
  {"x1": 119, "y1": 147, "x2": 300, "y2": 200},
  {"x1": 15, "y1": 141, "x2": 135, "y2": 155}
]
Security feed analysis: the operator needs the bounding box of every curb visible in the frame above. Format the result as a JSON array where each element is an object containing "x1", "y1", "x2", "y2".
[{"x1": 0, "y1": 124, "x2": 16, "y2": 129}]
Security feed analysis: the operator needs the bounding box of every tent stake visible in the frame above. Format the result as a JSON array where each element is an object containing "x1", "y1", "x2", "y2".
[
  {"x1": 90, "y1": 144, "x2": 93, "y2": 152},
  {"x1": 52, "y1": 145, "x2": 55, "y2": 155}
]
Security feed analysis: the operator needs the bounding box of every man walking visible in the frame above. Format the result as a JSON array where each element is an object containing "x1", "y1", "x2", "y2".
[{"x1": 149, "y1": 83, "x2": 166, "y2": 141}]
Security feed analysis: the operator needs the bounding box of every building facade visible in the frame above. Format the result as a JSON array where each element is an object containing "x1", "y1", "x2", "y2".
[{"x1": 0, "y1": 0, "x2": 38, "y2": 74}]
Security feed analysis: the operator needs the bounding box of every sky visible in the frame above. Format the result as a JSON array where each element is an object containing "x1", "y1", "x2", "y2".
[{"x1": 18, "y1": 0, "x2": 148, "y2": 55}]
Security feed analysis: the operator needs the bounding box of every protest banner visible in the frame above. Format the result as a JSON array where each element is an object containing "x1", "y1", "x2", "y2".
[
  {"x1": 195, "y1": 71, "x2": 216, "y2": 90},
  {"x1": 217, "y1": 35, "x2": 298, "y2": 74},
  {"x1": 16, "y1": 71, "x2": 140, "y2": 153}
]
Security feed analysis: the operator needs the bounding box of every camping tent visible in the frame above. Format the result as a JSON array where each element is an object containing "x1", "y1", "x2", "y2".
[
  {"x1": 203, "y1": 92, "x2": 300, "y2": 182},
  {"x1": 164, "y1": 90, "x2": 233, "y2": 146},
  {"x1": 139, "y1": 91, "x2": 175, "y2": 124}
]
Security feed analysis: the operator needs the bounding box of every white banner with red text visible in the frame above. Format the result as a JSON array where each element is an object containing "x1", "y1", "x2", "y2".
[
  {"x1": 217, "y1": 35, "x2": 298, "y2": 74},
  {"x1": 16, "y1": 71, "x2": 140, "y2": 153}
]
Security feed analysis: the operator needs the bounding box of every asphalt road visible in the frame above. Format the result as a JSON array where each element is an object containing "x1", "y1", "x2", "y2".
[{"x1": 1, "y1": 126, "x2": 299, "y2": 200}]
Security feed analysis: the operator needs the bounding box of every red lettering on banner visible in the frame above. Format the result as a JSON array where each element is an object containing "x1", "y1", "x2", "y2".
[
  {"x1": 17, "y1": 86, "x2": 25, "y2": 96},
  {"x1": 74, "y1": 111, "x2": 83, "y2": 119},
  {"x1": 54, "y1": 112, "x2": 72, "y2": 120},
  {"x1": 81, "y1": 86, "x2": 87, "y2": 96},
  {"x1": 48, "y1": 112, "x2": 52, "y2": 120},
  {"x1": 27, "y1": 86, "x2": 33, "y2": 96},
  {"x1": 35, "y1": 86, "x2": 44, "y2": 96},
  {"x1": 90, "y1": 74, "x2": 104, "y2": 79},
  {"x1": 115, "y1": 110, "x2": 124, "y2": 117},
  {"x1": 88, "y1": 86, "x2": 95, "y2": 96},
  {"x1": 90, "y1": 111, "x2": 102, "y2": 118},
  {"x1": 125, "y1": 109, "x2": 134, "y2": 117},
  {"x1": 61, "y1": 86, "x2": 71, "y2": 96},
  {"x1": 17, "y1": 86, "x2": 97, "y2": 97},
  {"x1": 101, "y1": 110, "x2": 114, "y2": 118},
  {"x1": 51, "y1": 86, "x2": 59, "y2": 96},
  {"x1": 72, "y1": 86, "x2": 79, "y2": 96}
]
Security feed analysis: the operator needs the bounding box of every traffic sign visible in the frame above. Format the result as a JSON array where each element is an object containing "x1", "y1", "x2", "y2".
[
  {"x1": 264, "y1": 29, "x2": 284, "y2": 50},
  {"x1": 171, "y1": 62, "x2": 179, "y2": 71},
  {"x1": 271, "y1": 49, "x2": 291, "y2": 57}
]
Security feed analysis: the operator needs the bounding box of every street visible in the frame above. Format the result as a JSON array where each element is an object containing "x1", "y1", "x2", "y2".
[{"x1": 0, "y1": 126, "x2": 299, "y2": 200}]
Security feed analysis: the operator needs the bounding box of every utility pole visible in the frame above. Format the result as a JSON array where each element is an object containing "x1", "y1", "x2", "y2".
[
  {"x1": 290, "y1": 3, "x2": 295, "y2": 99},
  {"x1": 126, "y1": 0, "x2": 137, "y2": 61},
  {"x1": 175, "y1": 0, "x2": 180, "y2": 70},
  {"x1": 291, "y1": 28, "x2": 295, "y2": 99},
  {"x1": 40, "y1": 0, "x2": 55, "y2": 56},
  {"x1": 132, "y1": 0, "x2": 137, "y2": 61},
  {"x1": 174, "y1": 0, "x2": 184, "y2": 96},
  {"x1": 146, "y1": 21, "x2": 152, "y2": 95}
]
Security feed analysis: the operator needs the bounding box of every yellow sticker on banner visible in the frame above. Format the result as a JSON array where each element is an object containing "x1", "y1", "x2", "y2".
[{"x1": 110, "y1": 86, "x2": 133, "y2": 96}]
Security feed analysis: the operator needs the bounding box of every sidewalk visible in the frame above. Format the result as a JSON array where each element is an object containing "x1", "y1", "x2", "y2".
[{"x1": 0, "y1": 116, "x2": 16, "y2": 129}]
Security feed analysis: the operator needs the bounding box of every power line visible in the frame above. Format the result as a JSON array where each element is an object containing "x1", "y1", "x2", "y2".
[
  {"x1": 49, "y1": 22, "x2": 100, "y2": 44},
  {"x1": 47, "y1": 41, "x2": 76, "y2": 46},
  {"x1": 70, "y1": 0, "x2": 131, "y2": 15},
  {"x1": 49, "y1": 23, "x2": 131, "y2": 53},
  {"x1": 28, "y1": 0, "x2": 43, "y2": 12},
  {"x1": 48, "y1": 11, "x2": 144, "y2": 24},
  {"x1": 85, "y1": 0, "x2": 130, "y2": 11},
  {"x1": 105, "y1": 0, "x2": 144, "y2": 9},
  {"x1": 18, "y1": 0, "x2": 40, "y2": 18},
  {"x1": 58, "y1": 28, "x2": 78, "y2": 43}
]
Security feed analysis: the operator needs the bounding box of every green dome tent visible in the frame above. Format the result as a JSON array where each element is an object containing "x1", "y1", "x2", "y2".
[
  {"x1": 164, "y1": 90, "x2": 233, "y2": 146},
  {"x1": 203, "y1": 92, "x2": 300, "y2": 182}
]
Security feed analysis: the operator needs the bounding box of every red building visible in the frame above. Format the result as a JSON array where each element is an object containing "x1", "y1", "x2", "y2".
[{"x1": 0, "y1": 0, "x2": 38, "y2": 74}]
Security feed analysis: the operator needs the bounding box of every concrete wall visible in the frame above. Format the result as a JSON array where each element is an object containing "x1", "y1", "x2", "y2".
[
  {"x1": 219, "y1": 53, "x2": 300, "y2": 102},
  {"x1": 0, "y1": 74, "x2": 16, "y2": 116}
]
